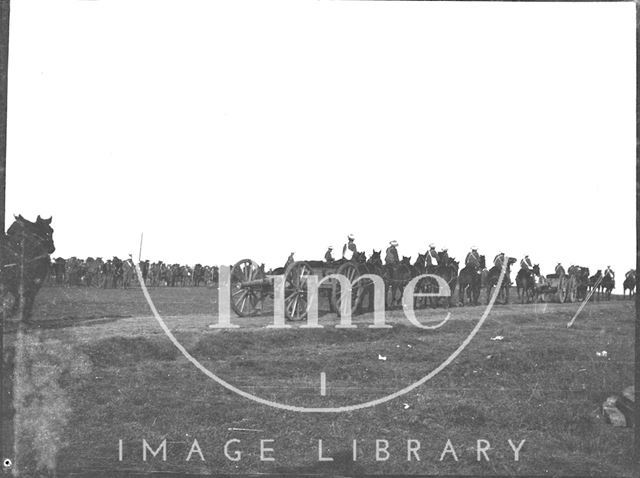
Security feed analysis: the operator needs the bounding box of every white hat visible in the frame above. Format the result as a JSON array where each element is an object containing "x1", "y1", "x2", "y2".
[
  {"x1": 328, "y1": 246, "x2": 333, "y2": 249},
  {"x1": 471, "y1": 246, "x2": 477, "y2": 250},
  {"x1": 348, "y1": 234, "x2": 355, "y2": 240},
  {"x1": 390, "y1": 240, "x2": 398, "y2": 246},
  {"x1": 429, "y1": 243, "x2": 435, "y2": 248},
  {"x1": 441, "y1": 246, "x2": 447, "y2": 250}
]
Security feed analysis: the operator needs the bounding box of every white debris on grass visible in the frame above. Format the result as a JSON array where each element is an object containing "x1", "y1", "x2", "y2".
[
  {"x1": 596, "y1": 351, "x2": 608, "y2": 358},
  {"x1": 378, "y1": 354, "x2": 387, "y2": 361},
  {"x1": 490, "y1": 335, "x2": 504, "y2": 341}
]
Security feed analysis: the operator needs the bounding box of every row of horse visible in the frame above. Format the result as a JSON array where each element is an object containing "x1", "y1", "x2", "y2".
[
  {"x1": 315, "y1": 250, "x2": 632, "y2": 309},
  {"x1": 47, "y1": 257, "x2": 221, "y2": 289}
]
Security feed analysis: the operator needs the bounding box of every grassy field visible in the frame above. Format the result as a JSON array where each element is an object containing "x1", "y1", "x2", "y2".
[{"x1": 3, "y1": 285, "x2": 636, "y2": 476}]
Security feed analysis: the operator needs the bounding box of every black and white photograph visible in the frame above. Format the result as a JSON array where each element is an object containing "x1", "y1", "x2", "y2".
[{"x1": 0, "y1": 1, "x2": 636, "y2": 476}]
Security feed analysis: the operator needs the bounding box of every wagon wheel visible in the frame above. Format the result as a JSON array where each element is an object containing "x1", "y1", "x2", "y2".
[
  {"x1": 230, "y1": 259, "x2": 266, "y2": 317},
  {"x1": 331, "y1": 261, "x2": 363, "y2": 317},
  {"x1": 566, "y1": 275, "x2": 576, "y2": 303},
  {"x1": 284, "y1": 261, "x2": 313, "y2": 321},
  {"x1": 556, "y1": 275, "x2": 567, "y2": 303}
]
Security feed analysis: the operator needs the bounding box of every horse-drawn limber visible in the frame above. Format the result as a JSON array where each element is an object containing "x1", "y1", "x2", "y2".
[
  {"x1": 229, "y1": 257, "x2": 365, "y2": 321},
  {"x1": 228, "y1": 251, "x2": 457, "y2": 321},
  {"x1": 536, "y1": 272, "x2": 572, "y2": 303}
]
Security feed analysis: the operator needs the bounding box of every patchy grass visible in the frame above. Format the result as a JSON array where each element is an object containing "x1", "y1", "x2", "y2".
[{"x1": 5, "y1": 288, "x2": 635, "y2": 476}]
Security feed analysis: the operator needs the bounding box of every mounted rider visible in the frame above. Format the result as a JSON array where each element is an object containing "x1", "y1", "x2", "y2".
[
  {"x1": 465, "y1": 246, "x2": 482, "y2": 272},
  {"x1": 555, "y1": 262, "x2": 566, "y2": 276},
  {"x1": 493, "y1": 252, "x2": 505, "y2": 269},
  {"x1": 520, "y1": 255, "x2": 534, "y2": 271},
  {"x1": 324, "y1": 246, "x2": 334, "y2": 263},
  {"x1": 426, "y1": 243, "x2": 439, "y2": 268},
  {"x1": 625, "y1": 269, "x2": 635, "y2": 279},
  {"x1": 342, "y1": 234, "x2": 357, "y2": 261},
  {"x1": 385, "y1": 240, "x2": 400, "y2": 266},
  {"x1": 439, "y1": 246, "x2": 449, "y2": 266},
  {"x1": 604, "y1": 265, "x2": 615, "y2": 279}
]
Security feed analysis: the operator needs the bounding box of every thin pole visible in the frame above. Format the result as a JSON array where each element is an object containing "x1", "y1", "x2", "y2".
[
  {"x1": 0, "y1": 0, "x2": 11, "y2": 469},
  {"x1": 138, "y1": 232, "x2": 144, "y2": 262}
]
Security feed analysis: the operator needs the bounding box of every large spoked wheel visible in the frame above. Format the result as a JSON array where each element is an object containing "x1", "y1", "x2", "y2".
[
  {"x1": 331, "y1": 261, "x2": 362, "y2": 317},
  {"x1": 230, "y1": 259, "x2": 266, "y2": 317},
  {"x1": 284, "y1": 261, "x2": 313, "y2": 321},
  {"x1": 556, "y1": 275, "x2": 568, "y2": 303},
  {"x1": 566, "y1": 275, "x2": 576, "y2": 303}
]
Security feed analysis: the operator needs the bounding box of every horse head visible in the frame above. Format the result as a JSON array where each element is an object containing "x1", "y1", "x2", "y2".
[
  {"x1": 479, "y1": 255, "x2": 486, "y2": 269},
  {"x1": 7, "y1": 214, "x2": 55, "y2": 254},
  {"x1": 532, "y1": 264, "x2": 541, "y2": 276},
  {"x1": 353, "y1": 251, "x2": 367, "y2": 263},
  {"x1": 368, "y1": 250, "x2": 382, "y2": 266},
  {"x1": 414, "y1": 253, "x2": 426, "y2": 268},
  {"x1": 401, "y1": 256, "x2": 411, "y2": 265}
]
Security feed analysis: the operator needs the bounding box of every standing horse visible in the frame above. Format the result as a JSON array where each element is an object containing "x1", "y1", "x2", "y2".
[
  {"x1": 588, "y1": 270, "x2": 603, "y2": 301},
  {"x1": 516, "y1": 264, "x2": 539, "y2": 304},
  {"x1": 457, "y1": 255, "x2": 485, "y2": 306},
  {"x1": 435, "y1": 255, "x2": 459, "y2": 308},
  {"x1": 623, "y1": 270, "x2": 635, "y2": 298},
  {"x1": 1, "y1": 215, "x2": 55, "y2": 322},
  {"x1": 385, "y1": 256, "x2": 413, "y2": 309},
  {"x1": 574, "y1": 266, "x2": 590, "y2": 301},
  {"x1": 601, "y1": 271, "x2": 615, "y2": 301},
  {"x1": 357, "y1": 250, "x2": 384, "y2": 312},
  {"x1": 485, "y1": 257, "x2": 516, "y2": 304}
]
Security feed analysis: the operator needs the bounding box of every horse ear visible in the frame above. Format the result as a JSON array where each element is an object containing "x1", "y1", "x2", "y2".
[
  {"x1": 44, "y1": 216, "x2": 52, "y2": 224},
  {"x1": 37, "y1": 215, "x2": 42, "y2": 221}
]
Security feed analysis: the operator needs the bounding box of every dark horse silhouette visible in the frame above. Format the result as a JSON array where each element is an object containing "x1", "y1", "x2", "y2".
[
  {"x1": 516, "y1": 264, "x2": 539, "y2": 304},
  {"x1": 1, "y1": 215, "x2": 55, "y2": 322},
  {"x1": 485, "y1": 257, "x2": 516, "y2": 304},
  {"x1": 457, "y1": 255, "x2": 485, "y2": 306},
  {"x1": 623, "y1": 270, "x2": 635, "y2": 298},
  {"x1": 601, "y1": 271, "x2": 615, "y2": 301},
  {"x1": 423, "y1": 252, "x2": 459, "y2": 308},
  {"x1": 588, "y1": 270, "x2": 603, "y2": 301},
  {"x1": 385, "y1": 256, "x2": 413, "y2": 308}
]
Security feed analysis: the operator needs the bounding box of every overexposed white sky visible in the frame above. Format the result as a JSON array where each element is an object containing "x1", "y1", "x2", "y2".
[{"x1": 5, "y1": 1, "x2": 636, "y2": 282}]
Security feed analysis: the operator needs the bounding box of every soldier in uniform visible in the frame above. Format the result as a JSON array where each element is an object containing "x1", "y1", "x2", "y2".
[
  {"x1": 555, "y1": 262, "x2": 566, "y2": 276},
  {"x1": 342, "y1": 234, "x2": 357, "y2": 260},
  {"x1": 440, "y1": 246, "x2": 449, "y2": 266},
  {"x1": 520, "y1": 254, "x2": 534, "y2": 271},
  {"x1": 385, "y1": 240, "x2": 400, "y2": 266},
  {"x1": 426, "y1": 243, "x2": 439, "y2": 268},
  {"x1": 465, "y1": 246, "x2": 481, "y2": 271},
  {"x1": 324, "y1": 246, "x2": 334, "y2": 263},
  {"x1": 604, "y1": 265, "x2": 615, "y2": 279},
  {"x1": 493, "y1": 252, "x2": 505, "y2": 269},
  {"x1": 285, "y1": 252, "x2": 295, "y2": 269}
]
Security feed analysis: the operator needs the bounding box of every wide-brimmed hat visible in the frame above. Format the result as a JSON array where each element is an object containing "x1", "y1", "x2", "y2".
[
  {"x1": 471, "y1": 246, "x2": 478, "y2": 250},
  {"x1": 348, "y1": 234, "x2": 355, "y2": 240},
  {"x1": 390, "y1": 240, "x2": 398, "y2": 246},
  {"x1": 328, "y1": 246, "x2": 333, "y2": 250},
  {"x1": 429, "y1": 243, "x2": 435, "y2": 248}
]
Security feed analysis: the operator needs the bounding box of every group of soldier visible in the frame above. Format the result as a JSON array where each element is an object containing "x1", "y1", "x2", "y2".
[
  {"x1": 47, "y1": 257, "x2": 220, "y2": 288},
  {"x1": 298, "y1": 234, "x2": 622, "y2": 283}
]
